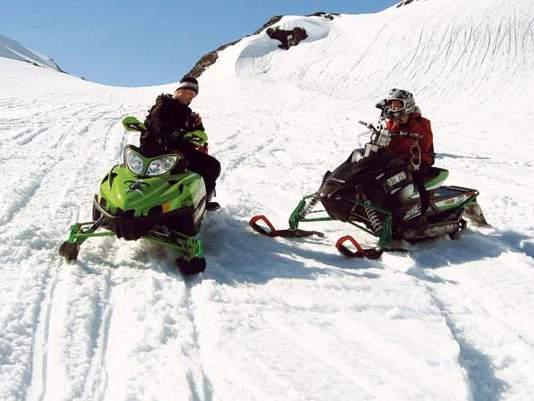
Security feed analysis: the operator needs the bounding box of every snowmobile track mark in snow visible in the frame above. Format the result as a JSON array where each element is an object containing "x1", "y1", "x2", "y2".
[
  {"x1": 26, "y1": 265, "x2": 60, "y2": 401},
  {"x1": 426, "y1": 291, "x2": 508, "y2": 401},
  {"x1": 79, "y1": 268, "x2": 113, "y2": 401},
  {"x1": 181, "y1": 279, "x2": 214, "y2": 401}
]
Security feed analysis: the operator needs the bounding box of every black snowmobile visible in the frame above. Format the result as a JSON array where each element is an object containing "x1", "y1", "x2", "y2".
[{"x1": 249, "y1": 121, "x2": 488, "y2": 258}]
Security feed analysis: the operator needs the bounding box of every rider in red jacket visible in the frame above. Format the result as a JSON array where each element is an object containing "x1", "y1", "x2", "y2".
[
  {"x1": 381, "y1": 89, "x2": 435, "y2": 215},
  {"x1": 383, "y1": 89, "x2": 434, "y2": 167},
  {"x1": 386, "y1": 113, "x2": 434, "y2": 166}
]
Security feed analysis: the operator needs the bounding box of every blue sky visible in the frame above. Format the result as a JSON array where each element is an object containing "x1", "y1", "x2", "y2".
[{"x1": 3, "y1": 0, "x2": 398, "y2": 87}]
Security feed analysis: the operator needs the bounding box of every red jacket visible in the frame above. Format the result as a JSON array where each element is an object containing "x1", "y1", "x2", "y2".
[{"x1": 386, "y1": 113, "x2": 434, "y2": 166}]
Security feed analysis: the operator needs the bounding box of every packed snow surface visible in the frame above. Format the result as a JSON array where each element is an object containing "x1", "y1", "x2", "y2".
[{"x1": 1, "y1": 0, "x2": 534, "y2": 400}]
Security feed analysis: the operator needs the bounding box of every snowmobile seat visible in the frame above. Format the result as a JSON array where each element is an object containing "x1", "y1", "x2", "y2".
[{"x1": 424, "y1": 167, "x2": 449, "y2": 190}]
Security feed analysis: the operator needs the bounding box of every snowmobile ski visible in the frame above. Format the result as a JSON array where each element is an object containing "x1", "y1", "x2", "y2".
[{"x1": 249, "y1": 215, "x2": 325, "y2": 238}]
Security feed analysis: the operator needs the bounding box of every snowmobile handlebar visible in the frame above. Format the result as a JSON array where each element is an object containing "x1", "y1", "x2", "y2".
[
  {"x1": 358, "y1": 120, "x2": 422, "y2": 140},
  {"x1": 358, "y1": 120, "x2": 380, "y2": 135}
]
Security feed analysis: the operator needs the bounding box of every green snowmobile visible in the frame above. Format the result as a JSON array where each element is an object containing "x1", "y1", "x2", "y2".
[{"x1": 59, "y1": 116, "x2": 211, "y2": 275}]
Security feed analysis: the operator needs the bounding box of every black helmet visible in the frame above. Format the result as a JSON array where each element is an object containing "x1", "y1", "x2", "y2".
[{"x1": 384, "y1": 88, "x2": 416, "y2": 120}]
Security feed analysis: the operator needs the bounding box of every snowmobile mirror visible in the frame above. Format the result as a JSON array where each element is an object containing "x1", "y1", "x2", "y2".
[{"x1": 359, "y1": 120, "x2": 380, "y2": 136}]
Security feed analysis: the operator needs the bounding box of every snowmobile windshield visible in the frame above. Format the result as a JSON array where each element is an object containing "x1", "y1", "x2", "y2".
[
  {"x1": 332, "y1": 149, "x2": 406, "y2": 186},
  {"x1": 356, "y1": 130, "x2": 371, "y2": 149}
]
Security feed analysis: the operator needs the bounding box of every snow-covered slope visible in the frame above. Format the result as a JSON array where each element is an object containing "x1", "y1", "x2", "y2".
[
  {"x1": 0, "y1": 33, "x2": 63, "y2": 72},
  {"x1": 1, "y1": 0, "x2": 534, "y2": 400}
]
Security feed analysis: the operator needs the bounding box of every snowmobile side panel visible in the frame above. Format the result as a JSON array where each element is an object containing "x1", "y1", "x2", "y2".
[{"x1": 430, "y1": 186, "x2": 478, "y2": 212}]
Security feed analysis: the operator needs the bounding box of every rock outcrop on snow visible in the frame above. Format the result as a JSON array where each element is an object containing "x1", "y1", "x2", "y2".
[
  {"x1": 185, "y1": 39, "x2": 240, "y2": 78},
  {"x1": 266, "y1": 27, "x2": 308, "y2": 50},
  {"x1": 397, "y1": 0, "x2": 428, "y2": 8},
  {"x1": 186, "y1": 12, "x2": 337, "y2": 78}
]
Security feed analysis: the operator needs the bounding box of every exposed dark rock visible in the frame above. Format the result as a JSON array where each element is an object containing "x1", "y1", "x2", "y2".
[
  {"x1": 266, "y1": 27, "x2": 308, "y2": 50},
  {"x1": 397, "y1": 0, "x2": 416, "y2": 8},
  {"x1": 20, "y1": 56, "x2": 66, "y2": 73},
  {"x1": 252, "y1": 16, "x2": 284, "y2": 35},
  {"x1": 48, "y1": 57, "x2": 67, "y2": 73},
  {"x1": 185, "y1": 39, "x2": 240, "y2": 79},
  {"x1": 307, "y1": 11, "x2": 339, "y2": 20}
]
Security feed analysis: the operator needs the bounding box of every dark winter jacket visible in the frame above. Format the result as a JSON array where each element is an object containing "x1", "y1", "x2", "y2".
[
  {"x1": 386, "y1": 113, "x2": 434, "y2": 166},
  {"x1": 141, "y1": 94, "x2": 204, "y2": 157}
]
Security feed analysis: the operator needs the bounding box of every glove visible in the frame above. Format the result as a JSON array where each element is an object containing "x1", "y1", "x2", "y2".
[{"x1": 190, "y1": 112, "x2": 202, "y2": 129}]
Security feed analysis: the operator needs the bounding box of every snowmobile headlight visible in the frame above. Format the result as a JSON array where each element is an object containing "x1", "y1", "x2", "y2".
[
  {"x1": 125, "y1": 148, "x2": 145, "y2": 175},
  {"x1": 146, "y1": 154, "x2": 179, "y2": 176}
]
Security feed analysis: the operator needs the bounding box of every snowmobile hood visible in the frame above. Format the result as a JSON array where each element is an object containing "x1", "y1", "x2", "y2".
[
  {"x1": 330, "y1": 149, "x2": 405, "y2": 186},
  {"x1": 98, "y1": 165, "x2": 204, "y2": 217}
]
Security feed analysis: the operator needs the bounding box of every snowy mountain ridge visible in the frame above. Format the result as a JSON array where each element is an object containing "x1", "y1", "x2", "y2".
[
  {"x1": 1, "y1": 1, "x2": 534, "y2": 401},
  {"x1": 0, "y1": 33, "x2": 63, "y2": 72}
]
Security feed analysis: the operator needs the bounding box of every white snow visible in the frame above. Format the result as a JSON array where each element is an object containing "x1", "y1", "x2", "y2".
[{"x1": 1, "y1": 0, "x2": 534, "y2": 400}]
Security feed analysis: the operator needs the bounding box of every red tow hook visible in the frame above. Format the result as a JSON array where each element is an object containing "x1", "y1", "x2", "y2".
[
  {"x1": 335, "y1": 235, "x2": 383, "y2": 259},
  {"x1": 249, "y1": 215, "x2": 279, "y2": 237}
]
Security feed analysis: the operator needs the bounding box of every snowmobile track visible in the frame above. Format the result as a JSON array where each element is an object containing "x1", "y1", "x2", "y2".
[{"x1": 182, "y1": 278, "x2": 214, "y2": 401}]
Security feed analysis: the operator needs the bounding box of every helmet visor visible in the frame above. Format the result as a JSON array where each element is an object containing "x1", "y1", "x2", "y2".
[
  {"x1": 386, "y1": 98, "x2": 406, "y2": 111},
  {"x1": 384, "y1": 98, "x2": 408, "y2": 120}
]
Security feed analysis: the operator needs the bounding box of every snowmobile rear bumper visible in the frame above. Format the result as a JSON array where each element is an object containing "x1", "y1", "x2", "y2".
[{"x1": 93, "y1": 196, "x2": 197, "y2": 240}]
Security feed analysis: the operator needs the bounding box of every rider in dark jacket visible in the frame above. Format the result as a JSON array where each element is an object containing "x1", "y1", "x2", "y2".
[{"x1": 141, "y1": 77, "x2": 221, "y2": 203}]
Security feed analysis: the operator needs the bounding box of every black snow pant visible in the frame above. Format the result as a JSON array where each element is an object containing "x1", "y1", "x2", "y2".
[
  {"x1": 412, "y1": 164, "x2": 431, "y2": 214},
  {"x1": 184, "y1": 150, "x2": 221, "y2": 198}
]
